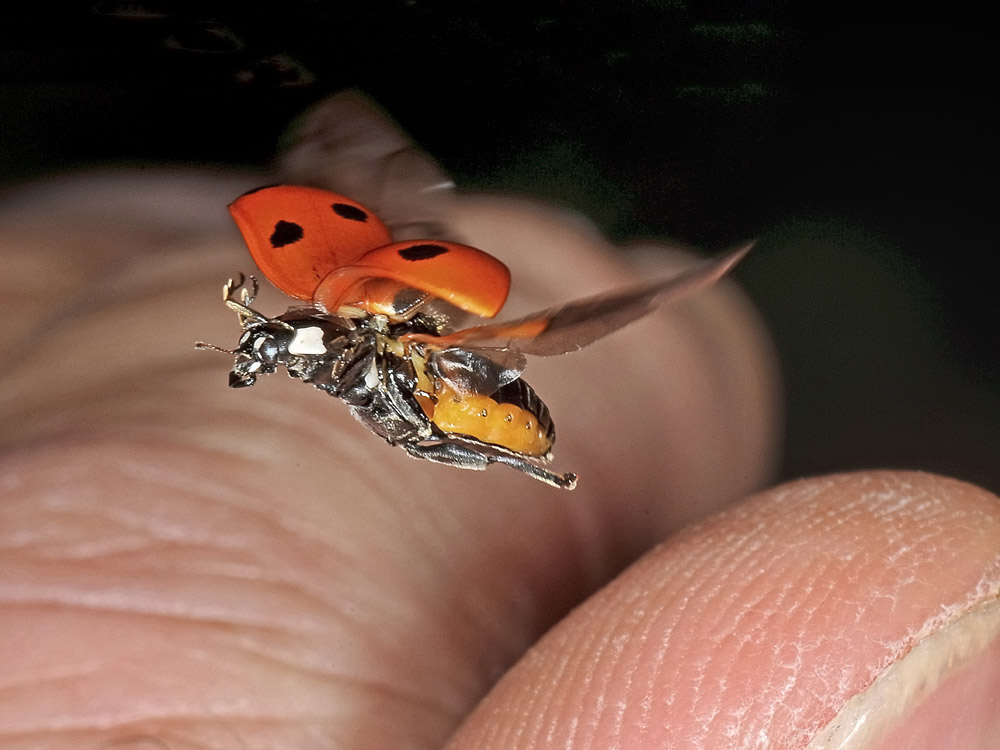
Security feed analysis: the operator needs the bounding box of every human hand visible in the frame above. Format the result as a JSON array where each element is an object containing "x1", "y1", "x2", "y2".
[{"x1": 1, "y1": 172, "x2": 996, "y2": 749}]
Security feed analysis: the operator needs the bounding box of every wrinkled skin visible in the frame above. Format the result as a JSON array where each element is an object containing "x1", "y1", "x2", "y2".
[{"x1": 1, "y1": 172, "x2": 997, "y2": 749}]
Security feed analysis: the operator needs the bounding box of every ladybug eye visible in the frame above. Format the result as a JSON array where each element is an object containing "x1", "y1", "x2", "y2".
[{"x1": 253, "y1": 336, "x2": 282, "y2": 364}]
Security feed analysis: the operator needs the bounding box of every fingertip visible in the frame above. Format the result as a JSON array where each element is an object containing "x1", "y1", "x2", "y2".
[{"x1": 447, "y1": 471, "x2": 1000, "y2": 748}]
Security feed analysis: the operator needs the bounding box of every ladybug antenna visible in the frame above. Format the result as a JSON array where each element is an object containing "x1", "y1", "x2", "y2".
[{"x1": 194, "y1": 341, "x2": 237, "y2": 355}]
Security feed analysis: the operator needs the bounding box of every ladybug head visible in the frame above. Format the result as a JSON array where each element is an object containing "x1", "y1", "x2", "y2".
[{"x1": 228, "y1": 321, "x2": 295, "y2": 388}]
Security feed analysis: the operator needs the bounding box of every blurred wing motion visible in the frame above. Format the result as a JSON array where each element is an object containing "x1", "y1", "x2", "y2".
[
  {"x1": 404, "y1": 244, "x2": 752, "y2": 356},
  {"x1": 277, "y1": 89, "x2": 457, "y2": 241}
]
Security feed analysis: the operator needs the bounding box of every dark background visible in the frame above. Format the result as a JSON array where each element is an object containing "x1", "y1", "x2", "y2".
[{"x1": 2, "y1": 3, "x2": 996, "y2": 492}]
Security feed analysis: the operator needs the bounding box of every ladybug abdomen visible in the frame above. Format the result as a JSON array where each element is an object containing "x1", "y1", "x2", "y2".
[{"x1": 426, "y1": 377, "x2": 555, "y2": 458}]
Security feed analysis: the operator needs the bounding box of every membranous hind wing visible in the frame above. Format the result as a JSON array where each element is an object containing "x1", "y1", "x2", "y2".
[{"x1": 403, "y1": 244, "x2": 751, "y2": 356}]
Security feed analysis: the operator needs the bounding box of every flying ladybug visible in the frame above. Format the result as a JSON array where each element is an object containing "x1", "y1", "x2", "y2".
[{"x1": 198, "y1": 184, "x2": 749, "y2": 489}]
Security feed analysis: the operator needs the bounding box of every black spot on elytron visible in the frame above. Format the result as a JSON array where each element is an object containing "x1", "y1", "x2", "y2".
[
  {"x1": 270, "y1": 220, "x2": 304, "y2": 248},
  {"x1": 332, "y1": 203, "x2": 369, "y2": 222},
  {"x1": 398, "y1": 243, "x2": 449, "y2": 261}
]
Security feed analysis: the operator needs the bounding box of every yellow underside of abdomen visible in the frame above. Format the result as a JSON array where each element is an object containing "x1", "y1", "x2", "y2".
[{"x1": 414, "y1": 372, "x2": 552, "y2": 458}]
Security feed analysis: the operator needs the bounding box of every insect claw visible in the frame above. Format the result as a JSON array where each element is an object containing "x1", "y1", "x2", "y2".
[{"x1": 240, "y1": 275, "x2": 259, "y2": 305}]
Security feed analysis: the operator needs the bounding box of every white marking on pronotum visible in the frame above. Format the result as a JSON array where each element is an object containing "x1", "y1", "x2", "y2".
[{"x1": 288, "y1": 326, "x2": 327, "y2": 355}]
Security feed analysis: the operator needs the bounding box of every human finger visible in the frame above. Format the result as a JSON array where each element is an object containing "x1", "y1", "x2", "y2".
[
  {"x1": 0, "y1": 173, "x2": 779, "y2": 748},
  {"x1": 447, "y1": 471, "x2": 1000, "y2": 748}
]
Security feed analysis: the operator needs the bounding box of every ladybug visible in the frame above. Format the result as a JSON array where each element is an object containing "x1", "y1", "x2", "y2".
[{"x1": 198, "y1": 185, "x2": 750, "y2": 489}]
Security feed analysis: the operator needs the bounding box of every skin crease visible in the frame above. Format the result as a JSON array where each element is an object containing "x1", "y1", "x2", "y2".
[{"x1": 0, "y1": 172, "x2": 996, "y2": 749}]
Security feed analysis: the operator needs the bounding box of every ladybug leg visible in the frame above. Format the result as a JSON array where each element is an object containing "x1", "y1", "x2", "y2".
[
  {"x1": 221, "y1": 273, "x2": 267, "y2": 326},
  {"x1": 488, "y1": 452, "x2": 578, "y2": 490},
  {"x1": 403, "y1": 442, "x2": 577, "y2": 490},
  {"x1": 194, "y1": 274, "x2": 269, "y2": 354}
]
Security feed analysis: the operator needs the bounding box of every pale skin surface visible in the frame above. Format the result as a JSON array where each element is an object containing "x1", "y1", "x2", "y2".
[{"x1": 1, "y1": 172, "x2": 998, "y2": 749}]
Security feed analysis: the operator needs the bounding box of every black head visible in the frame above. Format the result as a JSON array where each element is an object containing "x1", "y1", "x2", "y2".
[{"x1": 228, "y1": 321, "x2": 295, "y2": 388}]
